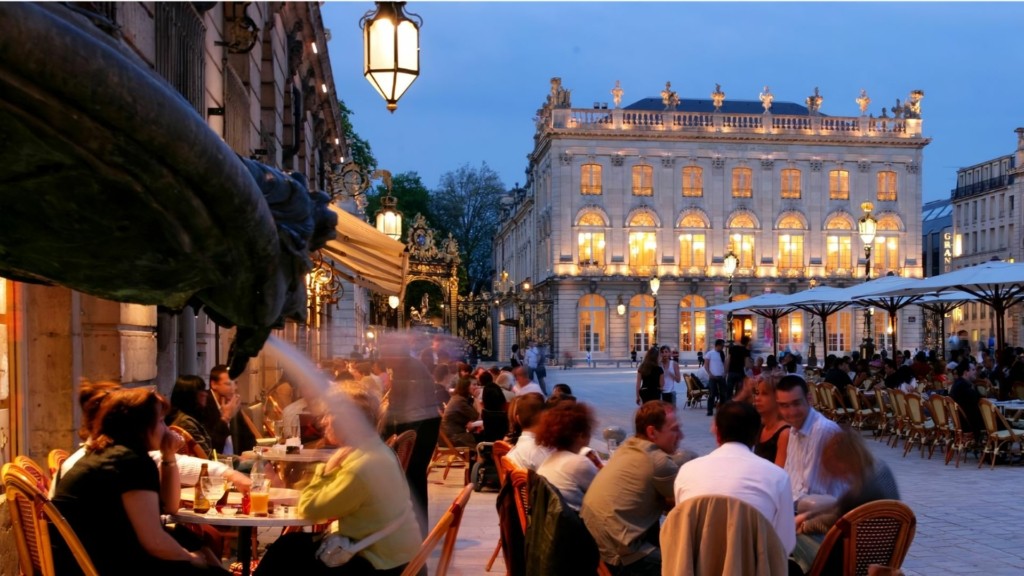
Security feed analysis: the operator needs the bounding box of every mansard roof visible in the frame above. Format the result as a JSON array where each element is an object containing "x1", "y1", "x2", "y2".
[{"x1": 624, "y1": 97, "x2": 814, "y2": 116}]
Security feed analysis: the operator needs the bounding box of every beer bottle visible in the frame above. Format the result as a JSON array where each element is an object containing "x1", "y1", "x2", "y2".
[{"x1": 194, "y1": 463, "x2": 211, "y2": 514}]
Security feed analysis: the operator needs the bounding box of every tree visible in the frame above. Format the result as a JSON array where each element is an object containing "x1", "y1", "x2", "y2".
[
  {"x1": 364, "y1": 171, "x2": 434, "y2": 241},
  {"x1": 337, "y1": 99, "x2": 376, "y2": 173},
  {"x1": 431, "y1": 163, "x2": 505, "y2": 295}
]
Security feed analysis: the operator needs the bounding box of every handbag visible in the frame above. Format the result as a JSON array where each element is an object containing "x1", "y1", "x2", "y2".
[{"x1": 316, "y1": 509, "x2": 411, "y2": 567}]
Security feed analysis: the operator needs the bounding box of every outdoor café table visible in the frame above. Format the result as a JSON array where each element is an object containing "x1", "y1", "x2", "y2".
[
  {"x1": 171, "y1": 507, "x2": 318, "y2": 576},
  {"x1": 993, "y1": 400, "x2": 1024, "y2": 418},
  {"x1": 260, "y1": 448, "x2": 336, "y2": 463}
]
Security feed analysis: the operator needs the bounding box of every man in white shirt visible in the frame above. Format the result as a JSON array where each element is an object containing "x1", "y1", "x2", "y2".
[
  {"x1": 506, "y1": 393, "x2": 552, "y2": 470},
  {"x1": 659, "y1": 345, "x2": 681, "y2": 407},
  {"x1": 704, "y1": 339, "x2": 727, "y2": 416},
  {"x1": 674, "y1": 401, "x2": 796, "y2": 554},
  {"x1": 512, "y1": 366, "x2": 544, "y2": 397},
  {"x1": 775, "y1": 375, "x2": 845, "y2": 501}
]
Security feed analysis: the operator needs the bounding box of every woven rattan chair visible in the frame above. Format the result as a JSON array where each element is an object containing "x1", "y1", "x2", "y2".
[
  {"x1": 887, "y1": 391, "x2": 910, "y2": 450},
  {"x1": 401, "y1": 483, "x2": 474, "y2": 576},
  {"x1": 485, "y1": 440, "x2": 515, "y2": 572},
  {"x1": 685, "y1": 374, "x2": 709, "y2": 409},
  {"x1": 900, "y1": 393, "x2": 935, "y2": 458},
  {"x1": 14, "y1": 455, "x2": 50, "y2": 493},
  {"x1": 169, "y1": 424, "x2": 208, "y2": 460},
  {"x1": 806, "y1": 500, "x2": 916, "y2": 576},
  {"x1": 873, "y1": 390, "x2": 895, "y2": 444},
  {"x1": 845, "y1": 386, "x2": 880, "y2": 432},
  {"x1": 978, "y1": 398, "x2": 1024, "y2": 469},
  {"x1": 924, "y1": 395, "x2": 952, "y2": 460},
  {"x1": 390, "y1": 429, "x2": 417, "y2": 473},
  {"x1": 3, "y1": 463, "x2": 99, "y2": 576},
  {"x1": 943, "y1": 396, "x2": 975, "y2": 468},
  {"x1": 47, "y1": 449, "x2": 69, "y2": 480}
]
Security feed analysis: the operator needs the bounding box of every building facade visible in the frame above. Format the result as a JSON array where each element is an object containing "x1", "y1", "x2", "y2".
[
  {"x1": 494, "y1": 80, "x2": 930, "y2": 364},
  {"x1": 0, "y1": 1, "x2": 362, "y2": 496},
  {"x1": 947, "y1": 128, "x2": 1024, "y2": 347}
]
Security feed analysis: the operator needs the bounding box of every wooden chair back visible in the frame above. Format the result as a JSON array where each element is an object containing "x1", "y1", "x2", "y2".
[
  {"x1": 2, "y1": 463, "x2": 99, "y2": 576},
  {"x1": 169, "y1": 424, "x2": 208, "y2": 460},
  {"x1": 978, "y1": 398, "x2": 1000, "y2": 437},
  {"x1": 685, "y1": 374, "x2": 709, "y2": 407},
  {"x1": 430, "y1": 429, "x2": 472, "y2": 484},
  {"x1": 390, "y1": 429, "x2": 417, "y2": 473},
  {"x1": 400, "y1": 483, "x2": 474, "y2": 576},
  {"x1": 807, "y1": 500, "x2": 916, "y2": 576},
  {"x1": 942, "y1": 396, "x2": 973, "y2": 468},
  {"x1": 508, "y1": 468, "x2": 531, "y2": 535},
  {"x1": 14, "y1": 455, "x2": 50, "y2": 493},
  {"x1": 492, "y1": 440, "x2": 513, "y2": 487},
  {"x1": 47, "y1": 449, "x2": 70, "y2": 481}
]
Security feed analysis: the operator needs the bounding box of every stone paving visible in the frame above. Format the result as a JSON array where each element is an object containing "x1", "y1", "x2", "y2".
[{"x1": 427, "y1": 366, "x2": 1024, "y2": 575}]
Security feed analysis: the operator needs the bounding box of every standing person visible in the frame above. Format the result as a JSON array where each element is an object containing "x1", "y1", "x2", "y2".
[
  {"x1": 380, "y1": 344, "x2": 442, "y2": 537},
  {"x1": 696, "y1": 350, "x2": 704, "y2": 369},
  {"x1": 631, "y1": 347, "x2": 639, "y2": 368},
  {"x1": 533, "y1": 342, "x2": 549, "y2": 395},
  {"x1": 724, "y1": 336, "x2": 751, "y2": 403},
  {"x1": 581, "y1": 401, "x2": 693, "y2": 575},
  {"x1": 704, "y1": 339, "x2": 727, "y2": 417},
  {"x1": 635, "y1": 347, "x2": 664, "y2": 406},
  {"x1": 659, "y1": 345, "x2": 681, "y2": 407},
  {"x1": 510, "y1": 344, "x2": 523, "y2": 368},
  {"x1": 525, "y1": 341, "x2": 539, "y2": 383}
]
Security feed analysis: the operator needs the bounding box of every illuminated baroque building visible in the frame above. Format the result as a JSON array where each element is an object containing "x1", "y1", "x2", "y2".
[
  {"x1": 947, "y1": 129, "x2": 1024, "y2": 347},
  {"x1": 493, "y1": 80, "x2": 930, "y2": 363}
]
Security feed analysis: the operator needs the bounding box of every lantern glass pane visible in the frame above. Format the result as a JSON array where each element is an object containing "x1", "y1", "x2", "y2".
[{"x1": 396, "y1": 20, "x2": 419, "y2": 70}]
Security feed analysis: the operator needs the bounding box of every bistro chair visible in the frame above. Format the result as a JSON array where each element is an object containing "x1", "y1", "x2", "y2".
[
  {"x1": 14, "y1": 455, "x2": 50, "y2": 493},
  {"x1": 977, "y1": 398, "x2": 1024, "y2": 469},
  {"x1": 925, "y1": 395, "x2": 952, "y2": 460},
  {"x1": 3, "y1": 462, "x2": 99, "y2": 576},
  {"x1": 900, "y1": 393, "x2": 935, "y2": 458},
  {"x1": 845, "y1": 386, "x2": 880, "y2": 432},
  {"x1": 47, "y1": 449, "x2": 70, "y2": 480},
  {"x1": 943, "y1": 396, "x2": 976, "y2": 468},
  {"x1": 389, "y1": 429, "x2": 417, "y2": 473},
  {"x1": 887, "y1": 391, "x2": 910, "y2": 450},
  {"x1": 169, "y1": 424, "x2": 208, "y2": 460},
  {"x1": 806, "y1": 500, "x2": 916, "y2": 576},
  {"x1": 1011, "y1": 382, "x2": 1024, "y2": 401},
  {"x1": 685, "y1": 374, "x2": 709, "y2": 409},
  {"x1": 400, "y1": 483, "x2": 474, "y2": 576},
  {"x1": 484, "y1": 440, "x2": 515, "y2": 572},
  {"x1": 873, "y1": 390, "x2": 896, "y2": 444},
  {"x1": 429, "y1": 428, "x2": 472, "y2": 485}
]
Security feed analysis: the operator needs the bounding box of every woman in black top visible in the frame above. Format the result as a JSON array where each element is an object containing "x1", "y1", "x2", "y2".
[{"x1": 635, "y1": 347, "x2": 664, "y2": 405}]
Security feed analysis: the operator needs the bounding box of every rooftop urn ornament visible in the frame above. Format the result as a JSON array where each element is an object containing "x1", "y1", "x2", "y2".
[
  {"x1": 360, "y1": 2, "x2": 423, "y2": 113},
  {"x1": 759, "y1": 86, "x2": 773, "y2": 113},
  {"x1": 805, "y1": 86, "x2": 823, "y2": 115},
  {"x1": 661, "y1": 81, "x2": 680, "y2": 111},
  {"x1": 891, "y1": 98, "x2": 904, "y2": 119},
  {"x1": 711, "y1": 83, "x2": 725, "y2": 112},
  {"x1": 611, "y1": 80, "x2": 623, "y2": 109},
  {"x1": 856, "y1": 89, "x2": 871, "y2": 116}
]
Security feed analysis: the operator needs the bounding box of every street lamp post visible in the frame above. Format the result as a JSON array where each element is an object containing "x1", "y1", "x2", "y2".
[
  {"x1": 723, "y1": 250, "x2": 739, "y2": 346},
  {"x1": 859, "y1": 201, "x2": 878, "y2": 358},
  {"x1": 649, "y1": 276, "x2": 660, "y2": 346}
]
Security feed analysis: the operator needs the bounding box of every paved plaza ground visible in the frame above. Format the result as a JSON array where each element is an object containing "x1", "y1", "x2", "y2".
[{"x1": 425, "y1": 366, "x2": 1024, "y2": 576}]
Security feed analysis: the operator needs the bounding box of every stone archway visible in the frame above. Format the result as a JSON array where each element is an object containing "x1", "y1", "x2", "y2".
[{"x1": 401, "y1": 213, "x2": 461, "y2": 332}]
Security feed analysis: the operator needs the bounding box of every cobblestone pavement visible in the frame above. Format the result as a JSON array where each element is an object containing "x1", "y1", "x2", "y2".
[{"x1": 428, "y1": 366, "x2": 1024, "y2": 575}]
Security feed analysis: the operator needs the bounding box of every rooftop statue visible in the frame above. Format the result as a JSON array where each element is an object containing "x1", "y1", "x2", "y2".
[
  {"x1": 711, "y1": 83, "x2": 726, "y2": 112},
  {"x1": 856, "y1": 89, "x2": 871, "y2": 116},
  {"x1": 759, "y1": 86, "x2": 774, "y2": 113},
  {"x1": 611, "y1": 80, "x2": 623, "y2": 109}
]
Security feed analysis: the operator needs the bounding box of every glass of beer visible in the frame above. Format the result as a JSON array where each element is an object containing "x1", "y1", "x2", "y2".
[{"x1": 250, "y1": 478, "x2": 270, "y2": 517}]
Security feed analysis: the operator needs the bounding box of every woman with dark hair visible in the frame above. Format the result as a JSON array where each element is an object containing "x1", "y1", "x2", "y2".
[
  {"x1": 53, "y1": 388, "x2": 227, "y2": 575},
  {"x1": 635, "y1": 347, "x2": 665, "y2": 406},
  {"x1": 166, "y1": 375, "x2": 215, "y2": 457},
  {"x1": 442, "y1": 377, "x2": 480, "y2": 447},
  {"x1": 479, "y1": 372, "x2": 510, "y2": 442},
  {"x1": 535, "y1": 402, "x2": 598, "y2": 511}
]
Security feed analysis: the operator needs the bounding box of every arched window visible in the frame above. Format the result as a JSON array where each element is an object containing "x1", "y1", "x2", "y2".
[
  {"x1": 682, "y1": 166, "x2": 703, "y2": 197},
  {"x1": 829, "y1": 169, "x2": 849, "y2": 200},
  {"x1": 578, "y1": 295, "x2": 607, "y2": 352},
  {"x1": 678, "y1": 212, "x2": 708, "y2": 269},
  {"x1": 825, "y1": 213, "x2": 854, "y2": 273},
  {"x1": 777, "y1": 214, "x2": 805, "y2": 230},
  {"x1": 629, "y1": 294, "x2": 656, "y2": 352},
  {"x1": 877, "y1": 171, "x2": 897, "y2": 201},
  {"x1": 581, "y1": 163, "x2": 602, "y2": 195},
  {"x1": 679, "y1": 295, "x2": 707, "y2": 352},
  {"x1": 632, "y1": 165, "x2": 653, "y2": 196},
  {"x1": 628, "y1": 211, "x2": 657, "y2": 271},
  {"x1": 732, "y1": 167, "x2": 752, "y2": 198},
  {"x1": 873, "y1": 215, "x2": 902, "y2": 274},
  {"x1": 728, "y1": 213, "x2": 757, "y2": 229},
  {"x1": 781, "y1": 168, "x2": 801, "y2": 199},
  {"x1": 577, "y1": 210, "x2": 607, "y2": 266},
  {"x1": 678, "y1": 213, "x2": 707, "y2": 228}
]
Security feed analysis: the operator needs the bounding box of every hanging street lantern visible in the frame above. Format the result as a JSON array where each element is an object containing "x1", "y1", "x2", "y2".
[{"x1": 360, "y1": 2, "x2": 422, "y2": 113}]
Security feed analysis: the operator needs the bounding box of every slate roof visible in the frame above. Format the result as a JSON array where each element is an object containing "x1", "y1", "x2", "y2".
[
  {"x1": 624, "y1": 97, "x2": 815, "y2": 116},
  {"x1": 922, "y1": 199, "x2": 952, "y2": 236}
]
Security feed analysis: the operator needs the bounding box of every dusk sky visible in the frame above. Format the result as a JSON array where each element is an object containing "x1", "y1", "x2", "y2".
[{"x1": 323, "y1": 2, "x2": 1024, "y2": 203}]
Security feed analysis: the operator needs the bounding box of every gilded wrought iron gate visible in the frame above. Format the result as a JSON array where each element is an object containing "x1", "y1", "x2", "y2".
[{"x1": 456, "y1": 293, "x2": 493, "y2": 360}]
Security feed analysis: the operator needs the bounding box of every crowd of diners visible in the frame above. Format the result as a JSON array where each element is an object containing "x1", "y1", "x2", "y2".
[{"x1": 44, "y1": 331, "x2": 915, "y2": 575}]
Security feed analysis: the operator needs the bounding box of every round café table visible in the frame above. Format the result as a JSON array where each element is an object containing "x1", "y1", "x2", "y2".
[{"x1": 171, "y1": 508, "x2": 319, "y2": 576}]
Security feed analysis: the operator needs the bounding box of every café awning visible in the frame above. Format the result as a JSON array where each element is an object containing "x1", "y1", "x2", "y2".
[{"x1": 322, "y1": 205, "x2": 409, "y2": 298}]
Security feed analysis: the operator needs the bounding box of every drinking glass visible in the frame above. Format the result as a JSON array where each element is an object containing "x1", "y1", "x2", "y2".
[
  {"x1": 202, "y1": 476, "x2": 226, "y2": 511},
  {"x1": 250, "y1": 481, "x2": 270, "y2": 517}
]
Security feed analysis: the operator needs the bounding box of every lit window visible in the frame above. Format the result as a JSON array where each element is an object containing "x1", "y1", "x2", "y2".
[
  {"x1": 679, "y1": 233, "x2": 706, "y2": 268},
  {"x1": 679, "y1": 295, "x2": 707, "y2": 353},
  {"x1": 628, "y1": 212, "x2": 657, "y2": 227},
  {"x1": 629, "y1": 294, "x2": 656, "y2": 351},
  {"x1": 578, "y1": 231, "x2": 606, "y2": 266},
  {"x1": 629, "y1": 232, "x2": 658, "y2": 268},
  {"x1": 778, "y1": 234, "x2": 804, "y2": 270},
  {"x1": 829, "y1": 170, "x2": 849, "y2": 200},
  {"x1": 578, "y1": 294, "x2": 606, "y2": 352},
  {"x1": 732, "y1": 167, "x2": 752, "y2": 198},
  {"x1": 877, "y1": 171, "x2": 897, "y2": 201},
  {"x1": 781, "y1": 168, "x2": 801, "y2": 199},
  {"x1": 826, "y1": 235, "x2": 852, "y2": 272},
  {"x1": 632, "y1": 165, "x2": 653, "y2": 196},
  {"x1": 728, "y1": 213, "x2": 756, "y2": 229},
  {"x1": 826, "y1": 311, "x2": 852, "y2": 353},
  {"x1": 682, "y1": 166, "x2": 703, "y2": 197},
  {"x1": 729, "y1": 233, "x2": 755, "y2": 269},
  {"x1": 581, "y1": 163, "x2": 602, "y2": 195}
]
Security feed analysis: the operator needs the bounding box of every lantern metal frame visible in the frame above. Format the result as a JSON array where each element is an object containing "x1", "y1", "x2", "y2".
[{"x1": 360, "y1": 2, "x2": 422, "y2": 113}]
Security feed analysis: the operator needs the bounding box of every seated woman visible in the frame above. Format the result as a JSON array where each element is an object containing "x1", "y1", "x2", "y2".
[
  {"x1": 441, "y1": 377, "x2": 479, "y2": 447},
  {"x1": 751, "y1": 373, "x2": 790, "y2": 468},
  {"x1": 535, "y1": 402, "x2": 598, "y2": 511},
  {"x1": 166, "y1": 375, "x2": 216, "y2": 457},
  {"x1": 52, "y1": 388, "x2": 227, "y2": 575},
  {"x1": 254, "y1": 388, "x2": 420, "y2": 576},
  {"x1": 792, "y1": 427, "x2": 900, "y2": 574},
  {"x1": 478, "y1": 373, "x2": 510, "y2": 442}
]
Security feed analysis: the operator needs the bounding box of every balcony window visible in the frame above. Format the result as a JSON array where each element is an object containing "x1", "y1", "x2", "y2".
[
  {"x1": 877, "y1": 171, "x2": 897, "y2": 201},
  {"x1": 778, "y1": 234, "x2": 804, "y2": 270},
  {"x1": 728, "y1": 233, "x2": 755, "y2": 269},
  {"x1": 682, "y1": 166, "x2": 703, "y2": 197},
  {"x1": 581, "y1": 163, "x2": 602, "y2": 195},
  {"x1": 732, "y1": 167, "x2": 752, "y2": 198},
  {"x1": 578, "y1": 232, "x2": 606, "y2": 266},
  {"x1": 826, "y1": 235, "x2": 852, "y2": 273},
  {"x1": 781, "y1": 168, "x2": 801, "y2": 199},
  {"x1": 829, "y1": 169, "x2": 849, "y2": 200},
  {"x1": 629, "y1": 232, "x2": 657, "y2": 269},
  {"x1": 678, "y1": 233, "x2": 706, "y2": 268},
  {"x1": 632, "y1": 165, "x2": 653, "y2": 196}
]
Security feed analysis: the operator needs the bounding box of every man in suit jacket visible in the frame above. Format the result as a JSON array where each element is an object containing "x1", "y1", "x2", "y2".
[{"x1": 204, "y1": 364, "x2": 258, "y2": 455}]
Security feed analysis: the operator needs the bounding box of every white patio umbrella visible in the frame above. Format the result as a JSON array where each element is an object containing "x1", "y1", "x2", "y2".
[
  {"x1": 873, "y1": 260, "x2": 1024, "y2": 352},
  {"x1": 916, "y1": 291, "x2": 978, "y2": 359},
  {"x1": 706, "y1": 292, "x2": 798, "y2": 357},
  {"x1": 836, "y1": 275, "x2": 926, "y2": 353},
  {"x1": 782, "y1": 286, "x2": 854, "y2": 361}
]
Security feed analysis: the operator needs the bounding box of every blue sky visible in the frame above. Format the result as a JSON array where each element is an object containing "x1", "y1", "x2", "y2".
[{"x1": 323, "y1": 2, "x2": 1024, "y2": 203}]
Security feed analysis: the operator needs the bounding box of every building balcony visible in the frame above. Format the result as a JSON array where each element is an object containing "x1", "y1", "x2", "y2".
[
  {"x1": 951, "y1": 175, "x2": 1012, "y2": 200},
  {"x1": 578, "y1": 260, "x2": 606, "y2": 275}
]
